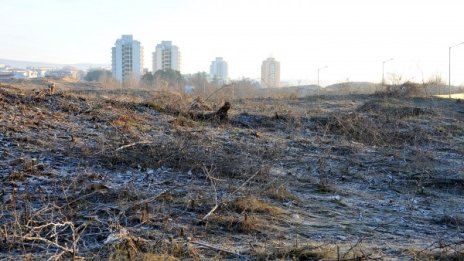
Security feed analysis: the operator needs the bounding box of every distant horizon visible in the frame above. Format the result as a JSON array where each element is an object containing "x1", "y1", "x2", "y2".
[
  {"x1": 2, "y1": 57, "x2": 462, "y2": 88},
  {"x1": 0, "y1": 57, "x2": 109, "y2": 67},
  {"x1": 3, "y1": 0, "x2": 464, "y2": 86}
]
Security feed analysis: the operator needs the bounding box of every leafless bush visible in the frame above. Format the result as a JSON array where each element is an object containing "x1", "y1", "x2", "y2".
[
  {"x1": 311, "y1": 99, "x2": 436, "y2": 146},
  {"x1": 377, "y1": 82, "x2": 425, "y2": 98}
]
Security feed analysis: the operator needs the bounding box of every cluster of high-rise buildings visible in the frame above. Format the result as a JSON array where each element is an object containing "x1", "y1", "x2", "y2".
[{"x1": 111, "y1": 35, "x2": 281, "y2": 88}]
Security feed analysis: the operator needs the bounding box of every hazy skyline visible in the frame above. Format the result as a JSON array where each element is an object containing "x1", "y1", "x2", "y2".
[{"x1": 2, "y1": 0, "x2": 464, "y2": 85}]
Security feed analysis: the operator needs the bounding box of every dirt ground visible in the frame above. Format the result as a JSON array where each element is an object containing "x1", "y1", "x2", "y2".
[{"x1": 1, "y1": 81, "x2": 463, "y2": 260}]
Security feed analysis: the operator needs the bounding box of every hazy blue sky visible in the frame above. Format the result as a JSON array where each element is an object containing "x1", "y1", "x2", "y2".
[{"x1": 2, "y1": 0, "x2": 464, "y2": 85}]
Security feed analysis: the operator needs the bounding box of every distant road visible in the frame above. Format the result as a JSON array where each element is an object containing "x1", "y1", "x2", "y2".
[{"x1": 435, "y1": 93, "x2": 464, "y2": 99}]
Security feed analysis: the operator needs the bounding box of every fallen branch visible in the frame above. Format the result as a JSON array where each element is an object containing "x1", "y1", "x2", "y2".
[
  {"x1": 190, "y1": 240, "x2": 241, "y2": 257},
  {"x1": 205, "y1": 83, "x2": 233, "y2": 101},
  {"x1": 190, "y1": 102, "x2": 231, "y2": 122},
  {"x1": 115, "y1": 140, "x2": 152, "y2": 152}
]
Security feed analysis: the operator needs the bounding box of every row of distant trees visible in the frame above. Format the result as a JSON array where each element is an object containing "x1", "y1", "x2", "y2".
[
  {"x1": 84, "y1": 69, "x2": 184, "y2": 89},
  {"x1": 85, "y1": 69, "x2": 462, "y2": 99},
  {"x1": 85, "y1": 69, "x2": 188, "y2": 89},
  {"x1": 83, "y1": 69, "x2": 262, "y2": 99}
]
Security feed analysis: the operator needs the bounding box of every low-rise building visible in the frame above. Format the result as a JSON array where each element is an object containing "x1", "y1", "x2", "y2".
[{"x1": 0, "y1": 71, "x2": 14, "y2": 80}]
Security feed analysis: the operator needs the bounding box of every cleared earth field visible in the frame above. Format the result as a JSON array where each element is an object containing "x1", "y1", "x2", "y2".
[{"x1": 1, "y1": 81, "x2": 463, "y2": 260}]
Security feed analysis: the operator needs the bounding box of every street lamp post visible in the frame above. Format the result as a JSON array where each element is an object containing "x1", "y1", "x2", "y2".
[
  {"x1": 317, "y1": 66, "x2": 328, "y2": 96},
  {"x1": 449, "y1": 42, "x2": 464, "y2": 98},
  {"x1": 382, "y1": 58, "x2": 394, "y2": 86}
]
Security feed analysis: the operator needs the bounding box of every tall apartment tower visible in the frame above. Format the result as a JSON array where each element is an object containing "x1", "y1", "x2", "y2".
[
  {"x1": 209, "y1": 57, "x2": 228, "y2": 84},
  {"x1": 261, "y1": 57, "x2": 280, "y2": 88},
  {"x1": 111, "y1": 35, "x2": 144, "y2": 83},
  {"x1": 152, "y1": 41, "x2": 181, "y2": 72}
]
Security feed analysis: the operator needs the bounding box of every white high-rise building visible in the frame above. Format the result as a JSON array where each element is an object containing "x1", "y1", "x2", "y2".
[
  {"x1": 261, "y1": 57, "x2": 280, "y2": 88},
  {"x1": 152, "y1": 41, "x2": 181, "y2": 72},
  {"x1": 209, "y1": 57, "x2": 228, "y2": 84},
  {"x1": 111, "y1": 35, "x2": 144, "y2": 83}
]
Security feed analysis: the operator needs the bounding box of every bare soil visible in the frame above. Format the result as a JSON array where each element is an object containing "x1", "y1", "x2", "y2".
[{"x1": 1, "y1": 81, "x2": 463, "y2": 260}]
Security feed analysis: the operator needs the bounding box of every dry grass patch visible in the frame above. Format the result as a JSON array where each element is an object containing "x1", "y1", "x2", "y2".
[
  {"x1": 111, "y1": 114, "x2": 151, "y2": 132},
  {"x1": 231, "y1": 196, "x2": 284, "y2": 216},
  {"x1": 207, "y1": 214, "x2": 266, "y2": 233},
  {"x1": 139, "y1": 254, "x2": 179, "y2": 261},
  {"x1": 144, "y1": 101, "x2": 166, "y2": 112},
  {"x1": 252, "y1": 243, "x2": 365, "y2": 260},
  {"x1": 262, "y1": 184, "x2": 300, "y2": 202},
  {"x1": 409, "y1": 249, "x2": 464, "y2": 261},
  {"x1": 108, "y1": 247, "x2": 181, "y2": 261},
  {"x1": 106, "y1": 234, "x2": 200, "y2": 261}
]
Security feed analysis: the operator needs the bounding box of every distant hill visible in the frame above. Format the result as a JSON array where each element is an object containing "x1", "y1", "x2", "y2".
[
  {"x1": 325, "y1": 82, "x2": 379, "y2": 94},
  {"x1": 284, "y1": 84, "x2": 319, "y2": 91},
  {"x1": 325, "y1": 81, "x2": 464, "y2": 95},
  {"x1": 251, "y1": 84, "x2": 320, "y2": 98},
  {"x1": 0, "y1": 58, "x2": 109, "y2": 71}
]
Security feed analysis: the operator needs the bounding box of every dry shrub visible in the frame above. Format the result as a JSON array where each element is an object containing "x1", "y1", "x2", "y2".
[
  {"x1": 378, "y1": 82, "x2": 424, "y2": 97},
  {"x1": 357, "y1": 99, "x2": 431, "y2": 118},
  {"x1": 312, "y1": 99, "x2": 436, "y2": 145}
]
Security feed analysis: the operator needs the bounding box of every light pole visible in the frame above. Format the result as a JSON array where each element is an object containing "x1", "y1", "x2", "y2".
[
  {"x1": 317, "y1": 66, "x2": 328, "y2": 96},
  {"x1": 382, "y1": 58, "x2": 394, "y2": 86},
  {"x1": 449, "y1": 42, "x2": 464, "y2": 98}
]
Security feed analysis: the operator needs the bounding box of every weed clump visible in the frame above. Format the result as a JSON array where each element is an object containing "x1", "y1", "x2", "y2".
[{"x1": 231, "y1": 196, "x2": 284, "y2": 216}]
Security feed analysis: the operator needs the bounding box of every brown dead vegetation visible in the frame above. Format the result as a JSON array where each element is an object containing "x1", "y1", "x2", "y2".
[
  {"x1": 308, "y1": 99, "x2": 439, "y2": 146},
  {"x1": 231, "y1": 195, "x2": 284, "y2": 216},
  {"x1": 1, "y1": 81, "x2": 463, "y2": 259}
]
